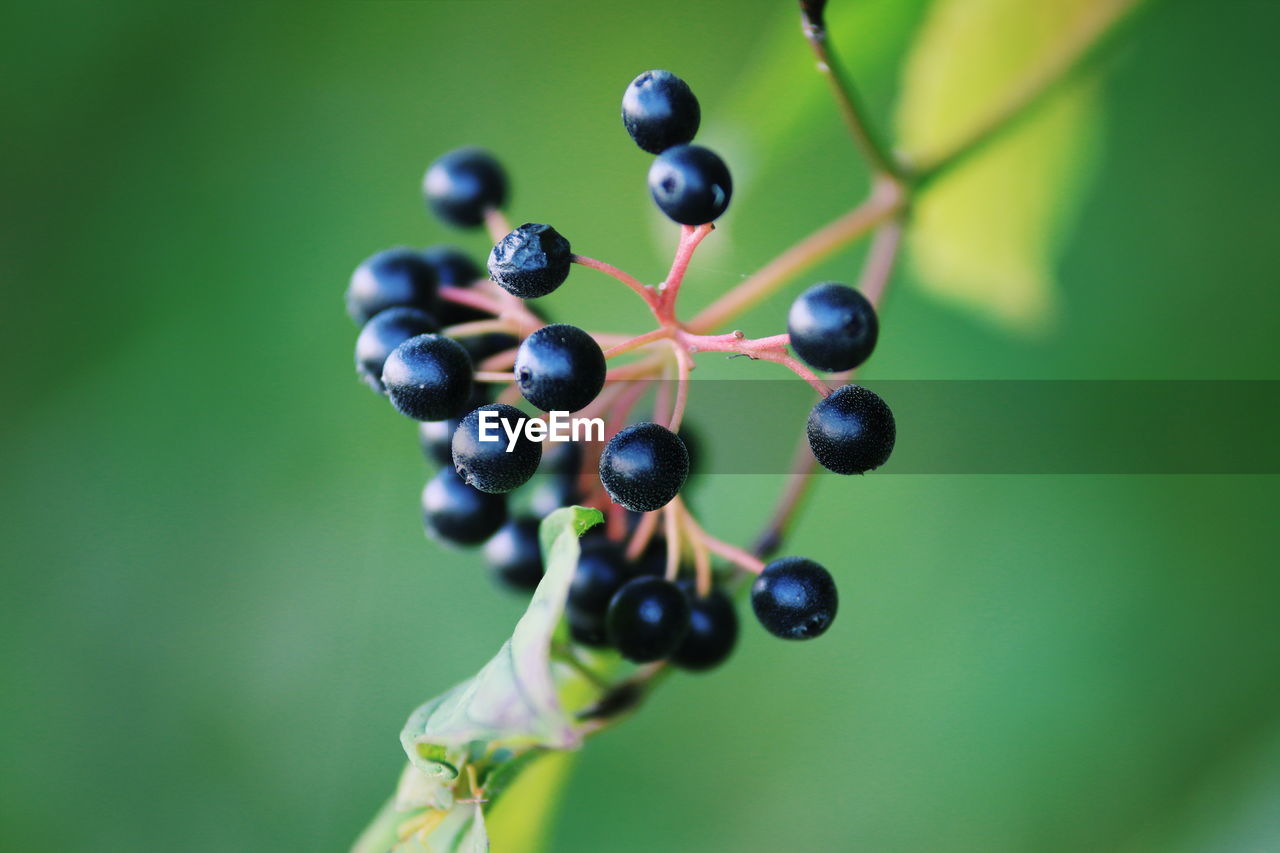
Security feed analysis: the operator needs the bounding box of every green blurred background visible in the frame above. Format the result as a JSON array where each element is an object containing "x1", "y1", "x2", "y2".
[{"x1": 3, "y1": 1, "x2": 1278, "y2": 850}]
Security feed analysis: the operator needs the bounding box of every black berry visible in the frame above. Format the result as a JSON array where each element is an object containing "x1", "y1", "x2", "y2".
[
  {"x1": 346, "y1": 248, "x2": 438, "y2": 324},
  {"x1": 599, "y1": 422, "x2": 688, "y2": 513},
  {"x1": 487, "y1": 223, "x2": 572, "y2": 299},
  {"x1": 515, "y1": 324, "x2": 606, "y2": 412},
  {"x1": 382, "y1": 334, "x2": 474, "y2": 421},
  {"x1": 606, "y1": 576, "x2": 691, "y2": 663},
  {"x1": 423, "y1": 147, "x2": 507, "y2": 229},
  {"x1": 648, "y1": 144, "x2": 732, "y2": 225},
  {"x1": 484, "y1": 517, "x2": 544, "y2": 592},
  {"x1": 355, "y1": 308, "x2": 439, "y2": 394},
  {"x1": 421, "y1": 246, "x2": 488, "y2": 326},
  {"x1": 672, "y1": 584, "x2": 738, "y2": 671},
  {"x1": 621, "y1": 70, "x2": 701, "y2": 154},
  {"x1": 788, "y1": 282, "x2": 879, "y2": 372},
  {"x1": 451, "y1": 403, "x2": 543, "y2": 494},
  {"x1": 421, "y1": 467, "x2": 507, "y2": 546},
  {"x1": 567, "y1": 541, "x2": 632, "y2": 621},
  {"x1": 806, "y1": 384, "x2": 896, "y2": 475},
  {"x1": 751, "y1": 557, "x2": 838, "y2": 640}
]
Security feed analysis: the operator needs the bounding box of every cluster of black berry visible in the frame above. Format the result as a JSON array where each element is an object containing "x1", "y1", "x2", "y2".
[{"x1": 345, "y1": 69, "x2": 896, "y2": 674}]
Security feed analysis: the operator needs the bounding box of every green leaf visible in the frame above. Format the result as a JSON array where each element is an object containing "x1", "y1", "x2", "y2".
[
  {"x1": 895, "y1": 0, "x2": 1138, "y2": 330},
  {"x1": 354, "y1": 506, "x2": 603, "y2": 853}
]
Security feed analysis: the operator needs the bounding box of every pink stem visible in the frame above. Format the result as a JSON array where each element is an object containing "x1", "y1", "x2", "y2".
[
  {"x1": 660, "y1": 223, "x2": 714, "y2": 316},
  {"x1": 667, "y1": 342, "x2": 693, "y2": 432},
  {"x1": 663, "y1": 502, "x2": 681, "y2": 581},
  {"x1": 483, "y1": 208, "x2": 511, "y2": 244},
  {"x1": 604, "y1": 328, "x2": 670, "y2": 359},
  {"x1": 571, "y1": 254, "x2": 659, "y2": 311},
  {"x1": 474, "y1": 371, "x2": 517, "y2": 383}
]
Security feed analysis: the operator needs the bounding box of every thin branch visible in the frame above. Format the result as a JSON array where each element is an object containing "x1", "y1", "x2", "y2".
[
  {"x1": 857, "y1": 218, "x2": 904, "y2": 307},
  {"x1": 571, "y1": 254, "x2": 659, "y2": 310},
  {"x1": 798, "y1": 0, "x2": 904, "y2": 180},
  {"x1": 660, "y1": 223, "x2": 714, "y2": 315},
  {"x1": 687, "y1": 186, "x2": 904, "y2": 334}
]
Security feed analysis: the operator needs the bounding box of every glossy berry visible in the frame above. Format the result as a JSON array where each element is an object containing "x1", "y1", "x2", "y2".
[
  {"x1": 648, "y1": 144, "x2": 732, "y2": 225},
  {"x1": 806, "y1": 384, "x2": 896, "y2": 475},
  {"x1": 484, "y1": 517, "x2": 544, "y2": 592},
  {"x1": 488, "y1": 223, "x2": 572, "y2": 298},
  {"x1": 621, "y1": 70, "x2": 701, "y2": 154},
  {"x1": 515, "y1": 324, "x2": 606, "y2": 412},
  {"x1": 423, "y1": 147, "x2": 507, "y2": 229},
  {"x1": 606, "y1": 576, "x2": 691, "y2": 663},
  {"x1": 382, "y1": 334, "x2": 474, "y2": 422},
  {"x1": 599, "y1": 422, "x2": 689, "y2": 513},
  {"x1": 751, "y1": 557, "x2": 838, "y2": 640},
  {"x1": 421, "y1": 467, "x2": 507, "y2": 546},
  {"x1": 673, "y1": 583, "x2": 738, "y2": 671},
  {"x1": 421, "y1": 246, "x2": 487, "y2": 326},
  {"x1": 346, "y1": 248, "x2": 438, "y2": 324},
  {"x1": 567, "y1": 541, "x2": 632, "y2": 620},
  {"x1": 788, "y1": 282, "x2": 879, "y2": 372},
  {"x1": 451, "y1": 403, "x2": 542, "y2": 494},
  {"x1": 355, "y1": 308, "x2": 439, "y2": 394}
]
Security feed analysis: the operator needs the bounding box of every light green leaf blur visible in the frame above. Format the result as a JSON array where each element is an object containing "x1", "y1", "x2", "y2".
[
  {"x1": 357, "y1": 507, "x2": 601, "y2": 852},
  {"x1": 896, "y1": 0, "x2": 1139, "y2": 330}
]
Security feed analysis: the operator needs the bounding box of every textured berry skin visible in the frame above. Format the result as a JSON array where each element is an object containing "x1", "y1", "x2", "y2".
[
  {"x1": 451, "y1": 403, "x2": 543, "y2": 494},
  {"x1": 599, "y1": 422, "x2": 689, "y2": 513},
  {"x1": 515, "y1": 324, "x2": 606, "y2": 412},
  {"x1": 487, "y1": 223, "x2": 572, "y2": 298},
  {"x1": 421, "y1": 467, "x2": 507, "y2": 546},
  {"x1": 355, "y1": 308, "x2": 439, "y2": 394},
  {"x1": 484, "y1": 517, "x2": 544, "y2": 592},
  {"x1": 788, "y1": 282, "x2": 879, "y2": 372},
  {"x1": 751, "y1": 557, "x2": 838, "y2": 640},
  {"x1": 382, "y1": 334, "x2": 474, "y2": 422},
  {"x1": 806, "y1": 384, "x2": 896, "y2": 475},
  {"x1": 621, "y1": 69, "x2": 701, "y2": 154},
  {"x1": 567, "y1": 541, "x2": 632, "y2": 620},
  {"x1": 647, "y1": 144, "x2": 732, "y2": 225},
  {"x1": 606, "y1": 576, "x2": 692, "y2": 663},
  {"x1": 346, "y1": 248, "x2": 438, "y2": 324},
  {"x1": 672, "y1": 583, "x2": 738, "y2": 671},
  {"x1": 423, "y1": 147, "x2": 507, "y2": 228},
  {"x1": 421, "y1": 246, "x2": 487, "y2": 326}
]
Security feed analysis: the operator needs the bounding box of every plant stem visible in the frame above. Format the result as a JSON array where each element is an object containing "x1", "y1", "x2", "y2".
[
  {"x1": 687, "y1": 184, "x2": 904, "y2": 334},
  {"x1": 483, "y1": 208, "x2": 511, "y2": 244},
  {"x1": 912, "y1": 0, "x2": 1149, "y2": 187},
  {"x1": 659, "y1": 223, "x2": 714, "y2": 315},
  {"x1": 571, "y1": 254, "x2": 659, "y2": 311},
  {"x1": 858, "y1": 218, "x2": 904, "y2": 306},
  {"x1": 604, "y1": 328, "x2": 669, "y2": 359},
  {"x1": 667, "y1": 341, "x2": 693, "y2": 432},
  {"x1": 798, "y1": 0, "x2": 905, "y2": 180}
]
